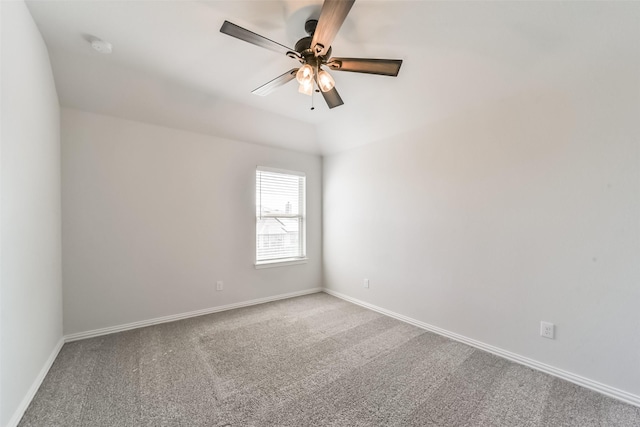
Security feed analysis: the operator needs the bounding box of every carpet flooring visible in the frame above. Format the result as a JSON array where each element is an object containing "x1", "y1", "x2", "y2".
[{"x1": 19, "y1": 293, "x2": 640, "y2": 426}]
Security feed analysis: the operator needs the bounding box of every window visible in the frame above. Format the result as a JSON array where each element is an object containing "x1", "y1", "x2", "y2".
[{"x1": 256, "y1": 167, "x2": 306, "y2": 266}]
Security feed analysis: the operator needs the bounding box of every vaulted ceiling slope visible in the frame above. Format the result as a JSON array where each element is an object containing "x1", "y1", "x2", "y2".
[{"x1": 26, "y1": 1, "x2": 639, "y2": 155}]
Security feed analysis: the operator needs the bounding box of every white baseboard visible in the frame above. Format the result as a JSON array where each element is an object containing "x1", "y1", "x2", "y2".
[
  {"x1": 64, "y1": 287, "x2": 323, "y2": 342},
  {"x1": 9, "y1": 289, "x2": 321, "y2": 427},
  {"x1": 6, "y1": 337, "x2": 65, "y2": 427},
  {"x1": 11, "y1": 286, "x2": 636, "y2": 427},
  {"x1": 322, "y1": 288, "x2": 640, "y2": 408}
]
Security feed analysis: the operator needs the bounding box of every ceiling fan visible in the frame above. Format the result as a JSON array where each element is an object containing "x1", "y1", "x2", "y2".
[{"x1": 220, "y1": 0, "x2": 403, "y2": 109}]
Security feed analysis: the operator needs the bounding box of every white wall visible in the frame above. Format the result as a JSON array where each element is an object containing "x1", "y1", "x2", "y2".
[
  {"x1": 61, "y1": 108, "x2": 322, "y2": 335},
  {"x1": 323, "y1": 36, "x2": 640, "y2": 397},
  {"x1": 0, "y1": 1, "x2": 63, "y2": 426}
]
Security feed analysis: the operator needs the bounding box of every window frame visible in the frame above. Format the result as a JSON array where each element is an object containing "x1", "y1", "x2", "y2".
[{"x1": 255, "y1": 166, "x2": 307, "y2": 268}]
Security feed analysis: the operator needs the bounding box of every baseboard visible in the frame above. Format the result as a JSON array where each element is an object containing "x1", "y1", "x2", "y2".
[
  {"x1": 64, "y1": 287, "x2": 323, "y2": 342},
  {"x1": 322, "y1": 288, "x2": 640, "y2": 408},
  {"x1": 6, "y1": 337, "x2": 65, "y2": 427}
]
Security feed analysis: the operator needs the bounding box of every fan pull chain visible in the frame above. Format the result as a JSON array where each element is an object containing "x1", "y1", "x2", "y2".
[{"x1": 311, "y1": 85, "x2": 315, "y2": 111}]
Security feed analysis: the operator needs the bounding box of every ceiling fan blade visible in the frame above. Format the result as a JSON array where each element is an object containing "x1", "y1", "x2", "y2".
[
  {"x1": 327, "y1": 58, "x2": 403, "y2": 76},
  {"x1": 311, "y1": 0, "x2": 355, "y2": 57},
  {"x1": 220, "y1": 20, "x2": 294, "y2": 56},
  {"x1": 252, "y1": 69, "x2": 299, "y2": 96},
  {"x1": 319, "y1": 86, "x2": 344, "y2": 109}
]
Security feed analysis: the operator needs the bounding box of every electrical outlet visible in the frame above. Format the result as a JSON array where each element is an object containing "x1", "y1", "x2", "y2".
[
  {"x1": 363, "y1": 278, "x2": 369, "y2": 289},
  {"x1": 216, "y1": 281, "x2": 223, "y2": 291},
  {"x1": 540, "y1": 321, "x2": 555, "y2": 339}
]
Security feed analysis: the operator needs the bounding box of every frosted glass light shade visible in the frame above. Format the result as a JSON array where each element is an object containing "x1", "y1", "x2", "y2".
[
  {"x1": 317, "y1": 70, "x2": 335, "y2": 92},
  {"x1": 296, "y1": 64, "x2": 314, "y2": 85},
  {"x1": 298, "y1": 81, "x2": 313, "y2": 96}
]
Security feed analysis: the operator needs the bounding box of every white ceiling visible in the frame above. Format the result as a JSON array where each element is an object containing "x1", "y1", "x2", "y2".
[{"x1": 26, "y1": 0, "x2": 639, "y2": 155}]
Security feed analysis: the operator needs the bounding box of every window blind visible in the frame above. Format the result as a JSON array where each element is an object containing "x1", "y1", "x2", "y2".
[{"x1": 256, "y1": 167, "x2": 306, "y2": 263}]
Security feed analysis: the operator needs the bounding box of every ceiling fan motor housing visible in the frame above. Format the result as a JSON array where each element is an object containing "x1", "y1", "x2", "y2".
[
  {"x1": 304, "y1": 19, "x2": 318, "y2": 36},
  {"x1": 295, "y1": 20, "x2": 332, "y2": 66}
]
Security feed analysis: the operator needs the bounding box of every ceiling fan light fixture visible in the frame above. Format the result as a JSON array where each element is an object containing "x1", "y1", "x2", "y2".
[
  {"x1": 296, "y1": 64, "x2": 314, "y2": 86},
  {"x1": 317, "y1": 70, "x2": 335, "y2": 92},
  {"x1": 298, "y1": 81, "x2": 313, "y2": 96}
]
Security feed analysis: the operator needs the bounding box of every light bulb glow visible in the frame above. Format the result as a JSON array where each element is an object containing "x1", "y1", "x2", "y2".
[
  {"x1": 298, "y1": 81, "x2": 313, "y2": 96},
  {"x1": 296, "y1": 64, "x2": 314, "y2": 85},
  {"x1": 317, "y1": 70, "x2": 335, "y2": 92}
]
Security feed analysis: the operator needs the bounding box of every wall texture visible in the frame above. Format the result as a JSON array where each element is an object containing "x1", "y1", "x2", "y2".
[
  {"x1": 323, "y1": 42, "x2": 640, "y2": 398},
  {"x1": 0, "y1": 1, "x2": 63, "y2": 425},
  {"x1": 61, "y1": 108, "x2": 322, "y2": 335}
]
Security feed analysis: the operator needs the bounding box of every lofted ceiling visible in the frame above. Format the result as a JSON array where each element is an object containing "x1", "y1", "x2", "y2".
[{"x1": 26, "y1": 0, "x2": 639, "y2": 155}]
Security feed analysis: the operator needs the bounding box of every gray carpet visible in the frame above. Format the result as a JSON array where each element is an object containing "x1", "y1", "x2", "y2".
[{"x1": 19, "y1": 293, "x2": 640, "y2": 426}]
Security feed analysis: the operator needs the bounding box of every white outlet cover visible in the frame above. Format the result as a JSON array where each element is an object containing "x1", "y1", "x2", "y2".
[
  {"x1": 216, "y1": 281, "x2": 223, "y2": 291},
  {"x1": 540, "y1": 321, "x2": 555, "y2": 339},
  {"x1": 363, "y1": 279, "x2": 369, "y2": 289}
]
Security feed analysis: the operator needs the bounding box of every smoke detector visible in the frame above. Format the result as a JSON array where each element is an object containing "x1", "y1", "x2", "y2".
[{"x1": 90, "y1": 37, "x2": 112, "y2": 54}]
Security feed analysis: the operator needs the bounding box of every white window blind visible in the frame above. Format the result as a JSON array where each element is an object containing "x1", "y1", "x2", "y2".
[{"x1": 256, "y1": 167, "x2": 306, "y2": 264}]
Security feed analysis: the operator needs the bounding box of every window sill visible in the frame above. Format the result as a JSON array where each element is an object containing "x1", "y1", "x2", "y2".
[{"x1": 255, "y1": 258, "x2": 308, "y2": 269}]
